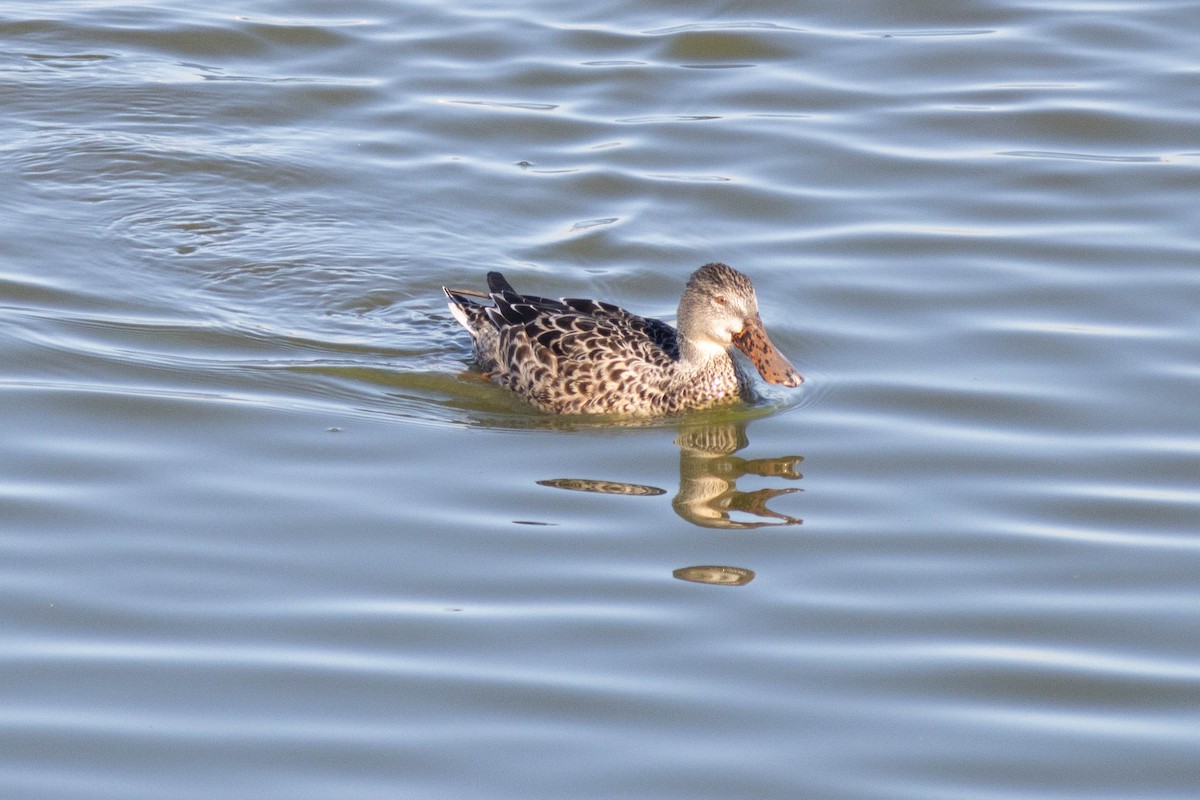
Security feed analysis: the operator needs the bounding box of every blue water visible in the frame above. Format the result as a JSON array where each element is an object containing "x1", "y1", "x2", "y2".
[{"x1": 3, "y1": 1, "x2": 1199, "y2": 798}]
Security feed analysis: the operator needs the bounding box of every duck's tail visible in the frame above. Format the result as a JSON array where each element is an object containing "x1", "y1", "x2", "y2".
[{"x1": 486, "y1": 271, "x2": 515, "y2": 294}]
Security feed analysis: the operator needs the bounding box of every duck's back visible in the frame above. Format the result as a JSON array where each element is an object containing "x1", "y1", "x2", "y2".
[
  {"x1": 449, "y1": 273, "x2": 681, "y2": 414},
  {"x1": 495, "y1": 275, "x2": 684, "y2": 414}
]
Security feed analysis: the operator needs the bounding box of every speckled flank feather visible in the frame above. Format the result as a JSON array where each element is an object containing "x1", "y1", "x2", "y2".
[{"x1": 443, "y1": 263, "x2": 802, "y2": 416}]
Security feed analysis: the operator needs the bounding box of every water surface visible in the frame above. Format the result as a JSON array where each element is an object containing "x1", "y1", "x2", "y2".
[{"x1": 3, "y1": 1, "x2": 1199, "y2": 798}]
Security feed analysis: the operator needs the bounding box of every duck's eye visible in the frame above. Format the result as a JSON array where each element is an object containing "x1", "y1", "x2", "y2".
[{"x1": 714, "y1": 295, "x2": 726, "y2": 306}]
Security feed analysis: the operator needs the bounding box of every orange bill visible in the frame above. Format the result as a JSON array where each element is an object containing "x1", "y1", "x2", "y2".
[{"x1": 732, "y1": 315, "x2": 803, "y2": 387}]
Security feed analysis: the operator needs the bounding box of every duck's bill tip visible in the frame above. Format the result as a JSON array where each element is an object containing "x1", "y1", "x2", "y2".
[
  {"x1": 775, "y1": 370, "x2": 804, "y2": 387},
  {"x1": 760, "y1": 362, "x2": 803, "y2": 387},
  {"x1": 733, "y1": 318, "x2": 803, "y2": 388}
]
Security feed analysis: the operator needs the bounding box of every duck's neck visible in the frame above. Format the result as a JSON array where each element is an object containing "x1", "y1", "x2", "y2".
[
  {"x1": 668, "y1": 337, "x2": 747, "y2": 404},
  {"x1": 677, "y1": 336, "x2": 729, "y2": 375}
]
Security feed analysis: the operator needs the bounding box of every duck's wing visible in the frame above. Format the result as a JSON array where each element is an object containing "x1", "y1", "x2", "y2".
[
  {"x1": 560, "y1": 297, "x2": 680, "y2": 361},
  {"x1": 485, "y1": 289, "x2": 678, "y2": 413},
  {"x1": 448, "y1": 272, "x2": 682, "y2": 412},
  {"x1": 489, "y1": 291, "x2": 677, "y2": 369},
  {"x1": 478, "y1": 272, "x2": 675, "y2": 351}
]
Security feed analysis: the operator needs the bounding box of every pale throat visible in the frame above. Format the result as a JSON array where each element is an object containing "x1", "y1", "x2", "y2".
[{"x1": 681, "y1": 336, "x2": 731, "y2": 363}]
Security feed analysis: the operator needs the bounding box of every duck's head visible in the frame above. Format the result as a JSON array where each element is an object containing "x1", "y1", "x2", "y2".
[{"x1": 676, "y1": 262, "x2": 803, "y2": 387}]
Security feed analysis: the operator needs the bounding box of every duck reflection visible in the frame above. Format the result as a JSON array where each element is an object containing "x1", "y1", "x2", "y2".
[
  {"x1": 672, "y1": 565, "x2": 756, "y2": 586},
  {"x1": 537, "y1": 418, "x2": 803, "y2": 530},
  {"x1": 671, "y1": 420, "x2": 803, "y2": 529},
  {"x1": 536, "y1": 478, "x2": 665, "y2": 496}
]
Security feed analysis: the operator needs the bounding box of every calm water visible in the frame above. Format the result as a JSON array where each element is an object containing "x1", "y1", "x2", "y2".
[{"x1": 3, "y1": 1, "x2": 1199, "y2": 797}]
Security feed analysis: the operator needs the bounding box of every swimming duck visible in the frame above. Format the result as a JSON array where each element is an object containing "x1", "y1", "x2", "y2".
[{"x1": 443, "y1": 262, "x2": 802, "y2": 416}]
